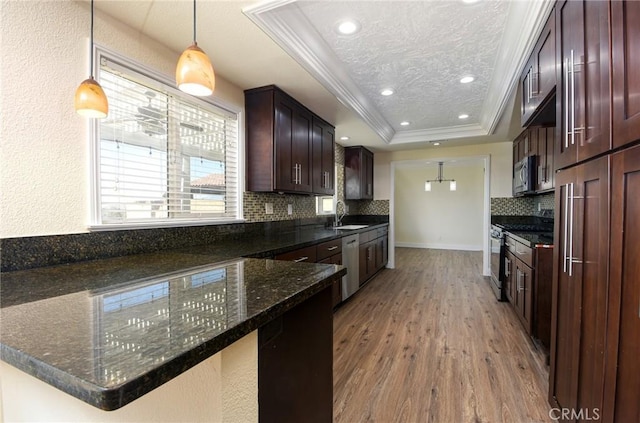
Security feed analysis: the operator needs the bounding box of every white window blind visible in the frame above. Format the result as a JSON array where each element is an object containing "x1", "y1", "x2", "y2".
[{"x1": 93, "y1": 53, "x2": 240, "y2": 227}]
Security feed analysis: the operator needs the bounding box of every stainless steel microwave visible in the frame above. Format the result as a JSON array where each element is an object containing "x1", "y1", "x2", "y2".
[{"x1": 513, "y1": 155, "x2": 535, "y2": 195}]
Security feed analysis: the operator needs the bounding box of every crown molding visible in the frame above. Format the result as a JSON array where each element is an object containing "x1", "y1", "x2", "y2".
[
  {"x1": 391, "y1": 124, "x2": 487, "y2": 145},
  {"x1": 480, "y1": 0, "x2": 556, "y2": 133},
  {"x1": 243, "y1": 0, "x2": 395, "y2": 143}
]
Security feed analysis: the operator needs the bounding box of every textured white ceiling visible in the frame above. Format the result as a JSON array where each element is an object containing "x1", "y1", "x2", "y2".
[
  {"x1": 301, "y1": 0, "x2": 509, "y2": 132},
  {"x1": 93, "y1": 0, "x2": 553, "y2": 151}
]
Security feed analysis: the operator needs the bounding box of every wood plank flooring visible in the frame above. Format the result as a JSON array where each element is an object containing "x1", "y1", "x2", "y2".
[{"x1": 333, "y1": 248, "x2": 551, "y2": 423}]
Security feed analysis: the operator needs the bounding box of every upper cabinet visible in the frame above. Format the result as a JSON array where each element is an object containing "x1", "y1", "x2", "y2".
[
  {"x1": 611, "y1": 0, "x2": 640, "y2": 150},
  {"x1": 345, "y1": 146, "x2": 374, "y2": 200},
  {"x1": 521, "y1": 9, "x2": 557, "y2": 127},
  {"x1": 554, "y1": 0, "x2": 610, "y2": 170},
  {"x1": 312, "y1": 116, "x2": 335, "y2": 196},
  {"x1": 245, "y1": 85, "x2": 334, "y2": 195}
]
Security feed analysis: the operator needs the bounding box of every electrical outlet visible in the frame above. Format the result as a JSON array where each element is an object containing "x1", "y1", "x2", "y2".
[
  {"x1": 265, "y1": 203, "x2": 273, "y2": 214},
  {"x1": 287, "y1": 204, "x2": 293, "y2": 215},
  {"x1": 537, "y1": 203, "x2": 541, "y2": 212}
]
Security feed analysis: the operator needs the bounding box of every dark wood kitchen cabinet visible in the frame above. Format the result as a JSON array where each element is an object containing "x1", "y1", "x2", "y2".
[
  {"x1": 521, "y1": 8, "x2": 556, "y2": 126},
  {"x1": 534, "y1": 126, "x2": 555, "y2": 192},
  {"x1": 505, "y1": 249, "x2": 516, "y2": 304},
  {"x1": 245, "y1": 85, "x2": 334, "y2": 195},
  {"x1": 505, "y1": 236, "x2": 533, "y2": 335},
  {"x1": 345, "y1": 146, "x2": 374, "y2": 200},
  {"x1": 554, "y1": 0, "x2": 610, "y2": 171},
  {"x1": 312, "y1": 116, "x2": 335, "y2": 195},
  {"x1": 611, "y1": 0, "x2": 640, "y2": 149},
  {"x1": 602, "y1": 144, "x2": 640, "y2": 422},
  {"x1": 358, "y1": 226, "x2": 388, "y2": 287},
  {"x1": 259, "y1": 286, "x2": 333, "y2": 423},
  {"x1": 317, "y1": 238, "x2": 343, "y2": 308},
  {"x1": 549, "y1": 155, "x2": 609, "y2": 419}
]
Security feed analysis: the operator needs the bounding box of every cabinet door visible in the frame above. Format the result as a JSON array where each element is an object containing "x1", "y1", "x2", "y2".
[
  {"x1": 376, "y1": 235, "x2": 388, "y2": 270},
  {"x1": 312, "y1": 118, "x2": 335, "y2": 195},
  {"x1": 505, "y1": 250, "x2": 515, "y2": 304},
  {"x1": 274, "y1": 94, "x2": 298, "y2": 192},
  {"x1": 544, "y1": 126, "x2": 555, "y2": 190},
  {"x1": 550, "y1": 155, "x2": 609, "y2": 417},
  {"x1": 521, "y1": 57, "x2": 537, "y2": 126},
  {"x1": 535, "y1": 127, "x2": 547, "y2": 192},
  {"x1": 536, "y1": 10, "x2": 556, "y2": 106},
  {"x1": 515, "y1": 260, "x2": 533, "y2": 335},
  {"x1": 363, "y1": 148, "x2": 374, "y2": 199},
  {"x1": 292, "y1": 106, "x2": 312, "y2": 193},
  {"x1": 603, "y1": 145, "x2": 640, "y2": 422},
  {"x1": 555, "y1": 0, "x2": 610, "y2": 170},
  {"x1": 611, "y1": 0, "x2": 640, "y2": 149}
]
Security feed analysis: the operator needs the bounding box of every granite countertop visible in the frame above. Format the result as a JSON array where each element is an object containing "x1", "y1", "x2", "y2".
[
  {"x1": 0, "y1": 223, "x2": 392, "y2": 410},
  {"x1": 507, "y1": 231, "x2": 554, "y2": 248},
  {"x1": 491, "y1": 215, "x2": 554, "y2": 247}
]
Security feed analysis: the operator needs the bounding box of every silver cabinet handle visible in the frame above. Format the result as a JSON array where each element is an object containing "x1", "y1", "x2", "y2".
[
  {"x1": 565, "y1": 57, "x2": 570, "y2": 149},
  {"x1": 569, "y1": 182, "x2": 574, "y2": 276},
  {"x1": 293, "y1": 256, "x2": 309, "y2": 263},
  {"x1": 570, "y1": 49, "x2": 576, "y2": 146},
  {"x1": 327, "y1": 246, "x2": 338, "y2": 251},
  {"x1": 293, "y1": 164, "x2": 299, "y2": 184},
  {"x1": 563, "y1": 184, "x2": 569, "y2": 274},
  {"x1": 504, "y1": 257, "x2": 510, "y2": 277}
]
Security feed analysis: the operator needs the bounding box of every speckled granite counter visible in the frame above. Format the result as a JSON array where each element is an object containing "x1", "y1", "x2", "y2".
[{"x1": 0, "y1": 254, "x2": 345, "y2": 411}]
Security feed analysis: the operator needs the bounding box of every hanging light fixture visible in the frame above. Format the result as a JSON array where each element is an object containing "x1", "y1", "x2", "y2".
[
  {"x1": 176, "y1": 0, "x2": 215, "y2": 96},
  {"x1": 424, "y1": 162, "x2": 457, "y2": 192},
  {"x1": 74, "y1": 0, "x2": 108, "y2": 118}
]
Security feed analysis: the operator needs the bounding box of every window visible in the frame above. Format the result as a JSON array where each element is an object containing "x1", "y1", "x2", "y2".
[
  {"x1": 316, "y1": 165, "x2": 337, "y2": 215},
  {"x1": 91, "y1": 49, "x2": 241, "y2": 228}
]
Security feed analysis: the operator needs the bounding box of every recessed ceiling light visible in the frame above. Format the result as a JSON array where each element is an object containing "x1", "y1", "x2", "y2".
[
  {"x1": 380, "y1": 88, "x2": 394, "y2": 96},
  {"x1": 460, "y1": 76, "x2": 475, "y2": 84},
  {"x1": 336, "y1": 19, "x2": 360, "y2": 35},
  {"x1": 458, "y1": 114, "x2": 469, "y2": 119},
  {"x1": 340, "y1": 136, "x2": 350, "y2": 141},
  {"x1": 462, "y1": 0, "x2": 481, "y2": 4},
  {"x1": 433, "y1": 142, "x2": 441, "y2": 146},
  {"x1": 400, "y1": 121, "x2": 410, "y2": 126}
]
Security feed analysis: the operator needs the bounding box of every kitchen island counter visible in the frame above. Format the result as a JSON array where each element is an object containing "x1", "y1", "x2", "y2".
[{"x1": 0, "y1": 254, "x2": 345, "y2": 412}]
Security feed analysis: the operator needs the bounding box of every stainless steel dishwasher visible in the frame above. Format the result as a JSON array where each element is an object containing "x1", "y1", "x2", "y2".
[{"x1": 341, "y1": 233, "x2": 360, "y2": 300}]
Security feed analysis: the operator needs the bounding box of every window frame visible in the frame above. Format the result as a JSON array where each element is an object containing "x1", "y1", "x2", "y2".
[{"x1": 88, "y1": 45, "x2": 244, "y2": 231}]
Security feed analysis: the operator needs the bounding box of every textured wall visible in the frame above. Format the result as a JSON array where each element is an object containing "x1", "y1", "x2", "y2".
[
  {"x1": 373, "y1": 141, "x2": 513, "y2": 200},
  {"x1": 395, "y1": 165, "x2": 484, "y2": 250},
  {"x1": 0, "y1": 331, "x2": 258, "y2": 422},
  {"x1": 0, "y1": 1, "x2": 242, "y2": 238}
]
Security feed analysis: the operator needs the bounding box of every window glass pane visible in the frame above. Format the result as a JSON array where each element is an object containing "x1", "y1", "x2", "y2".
[{"x1": 96, "y1": 54, "x2": 239, "y2": 225}]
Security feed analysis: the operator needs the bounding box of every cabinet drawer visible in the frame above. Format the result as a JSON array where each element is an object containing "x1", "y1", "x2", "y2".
[
  {"x1": 316, "y1": 239, "x2": 342, "y2": 261},
  {"x1": 515, "y1": 242, "x2": 533, "y2": 267},
  {"x1": 376, "y1": 226, "x2": 388, "y2": 238},
  {"x1": 506, "y1": 236, "x2": 517, "y2": 252},
  {"x1": 275, "y1": 245, "x2": 317, "y2": 263}
]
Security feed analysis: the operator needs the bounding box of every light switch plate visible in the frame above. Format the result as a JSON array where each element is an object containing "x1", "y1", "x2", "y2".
[
  {"x1": 287, "y1": 204, "x2": 293, "y2": 215},
  {"x1": 265, "y1": 203, "x2": 273, "y2": 214}
]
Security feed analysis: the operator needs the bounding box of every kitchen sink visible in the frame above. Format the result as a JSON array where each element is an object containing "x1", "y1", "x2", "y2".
[{"x1": 333, "y1": 225, "x2": 369, "y2": 230}]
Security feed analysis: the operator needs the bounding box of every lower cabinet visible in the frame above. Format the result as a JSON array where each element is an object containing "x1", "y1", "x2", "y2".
[
  {"x1": 258, "y1": 286, "x2": 333, "y2": 423},
  {"x1": 358, "y1": 227, "x2": 388, "y2": 287},
  {"x1": 276, "y1": 238, "x2": 343, "y2": 308},
  {"x1": 505, "y1": 235, "x2": 553, "y2": 350},
  {"x1": 550, "y1": 155, "x2": 609, "y2": 419}
]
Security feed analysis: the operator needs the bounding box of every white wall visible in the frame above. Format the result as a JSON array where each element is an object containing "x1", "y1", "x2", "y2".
[
  {"x1": 0, "y1": 331, "x2": 258, "y2": 423},
  {"x1": 374, "y1": 141, "x2": 513, "y2": 200},
  {"x1": 395, "y1": 164, "x2": 485, "y2": 250},
  {"x1": 0, "y1": 1, "x2": 243, "y2": 238}
]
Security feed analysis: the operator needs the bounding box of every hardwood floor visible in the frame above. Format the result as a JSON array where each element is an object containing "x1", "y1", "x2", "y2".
[{"x1": 333, "y1": 248, "x2": 551, "y2": 423}]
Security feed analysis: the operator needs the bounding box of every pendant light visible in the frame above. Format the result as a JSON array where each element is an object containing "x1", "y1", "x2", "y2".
[
  {"x1": 424, "y1": 162, "x2": 457, "y2": 192},
  {"x1": 176, "y1": 0, "x2": 215, "y2": 96},
  {"x1": 74, "y1": 0, "x2": 108, "y2": 118}
]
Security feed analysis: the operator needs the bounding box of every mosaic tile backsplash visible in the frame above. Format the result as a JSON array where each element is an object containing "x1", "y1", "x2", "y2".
[{"x1": 491, "y1": 193, "x2": 555, "y2": 217}]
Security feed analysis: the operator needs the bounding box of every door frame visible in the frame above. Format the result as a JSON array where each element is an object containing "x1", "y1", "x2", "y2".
[{"x1": 388, "y1": 154, "x2": 491, "y2": 276}]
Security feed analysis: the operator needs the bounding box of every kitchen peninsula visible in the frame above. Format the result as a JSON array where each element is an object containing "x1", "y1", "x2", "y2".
[{"x1": 0, "y1": 222, "x2": 391, "y2": 422}]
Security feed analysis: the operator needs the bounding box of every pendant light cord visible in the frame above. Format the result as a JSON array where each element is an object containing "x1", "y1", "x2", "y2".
[
  {"x1": 89, "y1": 0, "x2": 95, "y2": 77},
  {"x1": 193, "y1": 0, "x2": 197, "y2": 44}
]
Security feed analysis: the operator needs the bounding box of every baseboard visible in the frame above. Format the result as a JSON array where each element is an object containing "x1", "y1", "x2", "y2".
[{"x1": 394, "y1": 242, "x2": 483, "y2": 252}]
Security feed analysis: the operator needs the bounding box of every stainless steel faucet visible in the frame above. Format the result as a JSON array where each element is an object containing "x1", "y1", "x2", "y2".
[{"x1": 335, "y1": 199, "x2": 347, "y2": 227}]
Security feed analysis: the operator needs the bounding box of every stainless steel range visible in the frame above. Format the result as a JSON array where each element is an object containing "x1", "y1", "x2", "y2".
[{"x1": 490, "y1": 225, "x2": 506, "y2": 301}]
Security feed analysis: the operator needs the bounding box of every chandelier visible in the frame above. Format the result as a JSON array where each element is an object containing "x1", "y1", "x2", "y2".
[{"x1": 424, "y1": 162, "x2": 457, "y2": 191}]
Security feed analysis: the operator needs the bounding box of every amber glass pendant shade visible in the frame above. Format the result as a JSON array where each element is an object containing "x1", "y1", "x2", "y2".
[
  {"x1": 75, "y1": 76, "x2": 108, "y2": 118},
  {"x1": 176, "y1": 43, "x2": 215, "y2": 96}
]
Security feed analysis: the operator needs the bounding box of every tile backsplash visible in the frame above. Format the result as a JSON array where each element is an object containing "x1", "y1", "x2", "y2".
[{"x1": 491, "y1": 192, "x2": 555, "y2": 217}]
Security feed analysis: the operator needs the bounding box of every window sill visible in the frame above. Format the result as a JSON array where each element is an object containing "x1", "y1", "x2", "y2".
[{"x1": 88, "y1": 219, "x2": 246, "y2": 232}]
